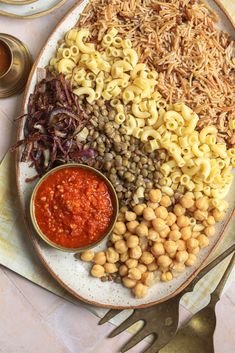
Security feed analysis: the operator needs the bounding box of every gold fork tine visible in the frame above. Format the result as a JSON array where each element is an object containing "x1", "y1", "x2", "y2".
[
  {"x1": 142, "y1": 339, "x2": 161, "y2": 353},
  {"x1": 108, "y1": 311, "x2": 142, "y2": 338},
  {"x1": 98, "y1": 309, "x2": 122, "y2": 325},
  {"x1": 121, "y1": 328, "x2": 152, "y2": 353}
]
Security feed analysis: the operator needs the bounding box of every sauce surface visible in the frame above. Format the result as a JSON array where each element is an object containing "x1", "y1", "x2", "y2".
[
  {"x1": 0, "y1": 42, "x2": 11, "y2": 77},
  {"x1": 34, "y1": 167, "x2": 114, "y2": 248}
]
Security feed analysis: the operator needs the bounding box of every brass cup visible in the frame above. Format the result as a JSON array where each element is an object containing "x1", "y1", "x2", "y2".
[
  {"x1": 30, "y1": 164, "x2": 119, "y2": 253},
  {"x1": 0, "y1": 33, "x2": 32, "y2": 98}
]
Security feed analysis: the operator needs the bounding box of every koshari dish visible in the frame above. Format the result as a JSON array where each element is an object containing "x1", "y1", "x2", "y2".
[
  {"x1": 18, "y1": 0, "x2": 235, "y2": 300},
  {"x1": 33, "y1": 166, "x2": 114, "y2": 249}
]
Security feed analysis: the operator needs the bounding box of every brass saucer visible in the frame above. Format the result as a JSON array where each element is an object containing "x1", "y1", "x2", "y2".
[{"x1": 0, "y1": 33, "x2": 32, "y2": 99}]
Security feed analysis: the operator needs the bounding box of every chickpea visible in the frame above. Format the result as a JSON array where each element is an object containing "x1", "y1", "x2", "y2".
[
  {"x1": 115, "y1": 240, "x2": 128, "y2": 254},
  {"x1": 181, "y1": 226, "x2": 192, "y2": 240},
  {"x1": 143, "y1": 207, "x2": 156, "y2": 221},
  {"x1": 120, "y1": 251, "x2": 129, "y2": 262},
  {"x1": 129, "y1": 245, "x2": 142, "y2": 259},
  {"x1": 128, "y1": 267, "x2": 142, "y2": 280},
  {"x1": 188, "y1": 246, "x2": 200, "y2": 255},
  {"x1": 127, "y1": 220, "x2": 139, "y2": 233},
  {"x1": 93, "y1": 252, "x2": 106, "y2": 265},
  {"x1": 80, "y1": 250, "x2": 94, "y2": 262},
  {"x1": 157, "y1": 255, "x2": 172, "y2": 268},
  {"x1": 142, "y1": 220, "x2": 152, "y2": 228},
  {"x1": 137, "y1": 264, "x2": 147, "y2": 273},
  {"x1": 160, "y1": 195, "x2": 172, "y2": 207},
  {"x1": 177, "y1": 215, "x2": 189, "y2": 228},
  {"x1": 114, "y1": 221, "x2": 126, "y2": 235},
  {"x1": 119, "y1": 264, "x2": 128, "y2": 277},
  {"x1": 132, "y1": 283, "x2": 148, "y2": 298},
  {"x1": 204, "y1": 226, "x2": 215, "y2": 237},
  {"x1": 110, "y1": 233, "x2": 123, "y2": 243},
  {"x1": 195, "y1": 196, "x2": 209, "y2": 211},
  {"x1": 147, "y1": 261, "x2": 158, "y2": 272},
  {"x1": 164, "y1": 240, "x2": 178, "y2": 254},
  {"x1": 149, "y1": 189, "x2": 162, "y2": 203},
  {"x1": 152, "y1": 242, "x2": 165, "y2": 257},
  {"x1": 122, "y1": 276, "x2": 136, "y2": 288},
  {"x1": 212, "y1": 209, "x2": 225, "y2": 222},
  {"x1": 125, "y1": 211, "x2": 137, "y2": 222},
  {"x1": 169, "y1": 251, "x2": 177, "y2": 259},
  {"x1": 159, "y1": 226, "x2": 170, "y2": 238},
  {"x1": 185, "y1": 191, "x2": 194, "y2": 199},
  {"x1": 117, "y1": 213, "x2": 125, "y2": 222},
  {"x1": 173, "y1": 204, "x2": 185, "y2": 216},
  {"x1": 205, "y1": 216, "x2": 216, "y2": 226},
  {"x1": 136, "y1": 223, "x2": 149, "y2": 237},
  {"x1": 171, "y1": 224, "x2": 179, "y2": 231},
  {"x1": 166, "y1": 212, "x2": 177, "y2": 226},
  {"x1": 139, "y1": 236, "x2": 148, "y2": 251},
  {"x1": 126, "y1": 258, "x2": 138, "y2": 269},
  {"x1": 188, "y1": 205, "x2": 197, "y2": 213},
  {"x1": 126, "y1": 235, "x2": 139, "y2": 248},
  {"x1": 194, "y1": 210, "x2": 208, "y2": 221},
  {"x1": 106, "y1": 247, "x2": 119, "y2": 263},
  {"x1": 147, "y1": 202, "x2": 159, "y2": 209},
  {"x1": 123, "y1": 231, "x2": 132, "y2": 240},
  {"x1": 171, "y1": 262, "x2": 185, "y2": 273},
  {"x1": 185, "y1": 254, "x2": 197, "y2": 266},
  {"x1": 186, "y1": 238, "x2": 199, "y2": 250},
  {"x1": 175, "y1": 250, "x2": 189, "y2": 263},
  {"x1": 155, "y1": 206, "x2": 168, "y2": 220},
  {"x1": 104, "y1": 263, "x2": 118, "y2": 273},
  {"x1": 197, "y1": 234, "x2": 210, "y2": 248},
  {"x1": 176, "y1": 239, "x2": 186, "y2": 251},
  {"x1": 148, "y1": 228, "x2": 160, "y2": 241},
  {"x1": 152, "y1": 218, "x2": 166, "y2": 232},
  {"x1": 161, "y1": 271, "x2": 173, "y2": 282},
  {"x1": 133, "y1": 204, "x2": 146, "y2": 216},
  {"x1": 142, "y1": 271, "x2": 155, "y2": 286},
  {"x1": 191, "y1": 231, "x2": 200, "y2": 238},
  {"x1": 120, "y1": 206, "x2": 128, "y2": 213},
  {"x1": 91, "y1": 264, "x2": 105, "y2": 278},
  {"x1": 180, "y1": 195, "x2": 194, "y2": 209},
  {"x1": 168, "y1": 229, "x2": 181, "y2": 241},
  {"x1": 140, "y1": 251, "x2": 155, "y2": 265}
]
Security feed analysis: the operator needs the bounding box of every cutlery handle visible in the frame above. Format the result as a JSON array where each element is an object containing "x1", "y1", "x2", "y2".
[
  {"x1": 182, "y1": 244, "x2": 235, "y2": 295},
  {"x1": 212, "y1": 252, "x2": 235, "y2": 299}
]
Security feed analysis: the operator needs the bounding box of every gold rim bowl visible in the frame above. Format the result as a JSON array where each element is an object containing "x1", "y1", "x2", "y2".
[{"x1": 30, "y1": 163, "x2": 119, "y2": 253}]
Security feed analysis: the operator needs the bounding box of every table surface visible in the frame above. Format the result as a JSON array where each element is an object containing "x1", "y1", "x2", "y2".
[{"x1": 0, "y1": 1, "x2": 235, "y2": 352}]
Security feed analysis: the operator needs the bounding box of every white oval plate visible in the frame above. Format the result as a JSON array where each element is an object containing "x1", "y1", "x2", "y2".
[
  {"x1": 0, "y1": 0, "x2": 67, "y2": 18},
  {"x1": 0, "y1": 0, "x2": 36, "y2": 6},
  {"x1": 16, "y1": 0, "x2": 235, "y2": 309}
]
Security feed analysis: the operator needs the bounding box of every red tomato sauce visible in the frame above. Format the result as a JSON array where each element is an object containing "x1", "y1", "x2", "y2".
[
  {"x1": 34, "y1": 167, "x2": 114, "y2": 248},
  {"x1": 0, "y1": 41, "x2": 11, "y2": 77}
]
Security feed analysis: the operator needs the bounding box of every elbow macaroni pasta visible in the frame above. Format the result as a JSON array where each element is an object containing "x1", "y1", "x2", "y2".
[{"x1": 51, "y1": 26, "x2": 234, "y2": 204}]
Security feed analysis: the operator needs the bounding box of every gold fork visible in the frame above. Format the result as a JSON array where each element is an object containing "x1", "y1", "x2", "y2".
[
  {"x1": 99, "y1": 244, "x2": 235, "y2": 353},
  {"x1": 159, "y1": 252, "x2": 235, "y2": 353}
]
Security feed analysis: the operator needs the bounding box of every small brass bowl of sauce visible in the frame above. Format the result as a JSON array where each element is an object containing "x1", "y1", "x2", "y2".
[
  {"x1": 30, "y1": 163, "x2": 119, "y2": 253},
  {"x1": 0, "y1": 33, "x2": 32, "y2": 98}
]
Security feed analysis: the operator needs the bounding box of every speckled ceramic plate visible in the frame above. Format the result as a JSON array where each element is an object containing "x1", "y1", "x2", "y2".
[
  {"x1": 16, "y1": 0, "x2": 235, "y2": 309},
  {"x1": 0, "y1": 0, "x2": 67, "y2": 18}
]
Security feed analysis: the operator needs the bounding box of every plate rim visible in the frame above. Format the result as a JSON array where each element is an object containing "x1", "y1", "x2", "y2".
[
  {"x1": 15, "y1": 0, "x2": 235, "y2": 309},
  {"x1": 0, "y1": 0, "x2": 67, "y2": 19},
  {"x1": 0, "y1": 0, "x2": 37, "y2": 6}
]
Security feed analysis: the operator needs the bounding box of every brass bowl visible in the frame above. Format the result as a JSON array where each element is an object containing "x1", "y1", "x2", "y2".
[
  {"x1": 0, "y1": 33, "x2": 32, "y2": 98},
  {"x1": 30, "y1": 163, "x2": 119, "y2": 253}
]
